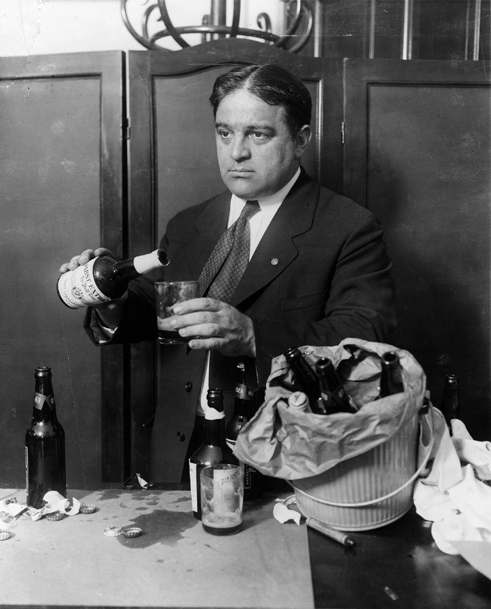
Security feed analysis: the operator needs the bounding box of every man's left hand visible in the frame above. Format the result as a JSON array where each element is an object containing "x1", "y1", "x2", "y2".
[{"x1": 169, "y1": 298, "x2": 256, "y2": 358}]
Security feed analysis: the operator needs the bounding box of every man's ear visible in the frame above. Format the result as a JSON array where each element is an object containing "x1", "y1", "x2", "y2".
[{"x1": 295, "y1": 125, "x2": 312, "y2": 159}]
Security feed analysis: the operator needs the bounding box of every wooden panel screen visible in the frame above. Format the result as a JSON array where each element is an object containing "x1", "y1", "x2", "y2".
[
  {"x1": 0, "y1": 52, "x2": 124, "y2": 487},
  {"x1": 343, "y1": 59, "x2": 491, "y2": 439}
]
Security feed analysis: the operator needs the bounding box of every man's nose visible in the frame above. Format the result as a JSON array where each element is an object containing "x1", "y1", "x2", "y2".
[{"x1": 231, "y1": 135, "x2": 251, "y2": 161}]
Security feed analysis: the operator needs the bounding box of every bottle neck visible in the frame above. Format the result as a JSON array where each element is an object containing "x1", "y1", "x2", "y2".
[
  {"x1": 113, "y1": 250, "x2": 169, "y2": 282},
  {"x1": 32, "y1": 382, "x2": 57, "y2": 421},
  {"x1": 203, "y1": 416, "x2": 226, "y2": 446}
]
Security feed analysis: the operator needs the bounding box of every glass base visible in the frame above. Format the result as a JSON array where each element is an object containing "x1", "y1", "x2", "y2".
[{"x1": 202, "y1": 522, "x2": 242, "y2": 536}]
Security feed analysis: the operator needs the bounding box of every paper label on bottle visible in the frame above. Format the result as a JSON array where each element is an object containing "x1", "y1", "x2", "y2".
[
  {"x1": 33, "y1": 392, "x2": 55, "y2": 411},
  {"x1": 189, "y1": 461, "x2": 198, "y2": 512},
  {"x1": 57, "y1": 258, "x2": 111, "y2": 309}
]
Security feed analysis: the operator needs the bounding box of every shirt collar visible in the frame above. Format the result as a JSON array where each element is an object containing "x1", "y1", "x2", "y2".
[{"x1": 231, "y1": 167, "x2": 301, "y2": 210}]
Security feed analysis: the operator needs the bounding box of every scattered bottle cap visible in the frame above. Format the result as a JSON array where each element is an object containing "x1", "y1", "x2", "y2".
[
  {"x1": 0, "y1": 529, "x2": 12, "y2": 541},
  {"x1": 122, "y1": 527, "x2": 143, "y2": 538},
  {"x1": 79, "y1": 504, "x2": 97, "y2": 514},
  {"x1": 103, "y1": 526, "x2": 123, "y2": 537},
  {"x1": 46, "y1": 511, "x2": 64, "y2": 521}
]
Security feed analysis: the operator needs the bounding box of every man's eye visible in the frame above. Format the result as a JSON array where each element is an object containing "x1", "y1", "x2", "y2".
[
  {"x1": 218, "y1": 129, "x2": 231, "y2": 138},
  {"x1": 251, "y1": 132, "x2": 267, "y2": 140}
]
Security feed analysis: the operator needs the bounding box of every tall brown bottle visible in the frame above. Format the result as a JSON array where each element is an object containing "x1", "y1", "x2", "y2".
[
  {"x1": 226, "y1": 362, "x2": 263, "y2": 501},
  {"x1": 189, "y1": 389, "x2": 236, "y2": 520},
  {"x1": 25, "y1": 367, "x2": 66, "y2": 508},
  {"x1": 440, "y1": 374, "x2": 460, "y2": 429}
]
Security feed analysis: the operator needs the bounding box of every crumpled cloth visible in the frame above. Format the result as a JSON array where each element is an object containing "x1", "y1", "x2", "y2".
[{"x1": 413, "y1": 409, "x2": 491, "y2": 578}]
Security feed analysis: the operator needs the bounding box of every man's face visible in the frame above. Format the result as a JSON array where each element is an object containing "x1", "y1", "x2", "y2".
[{"x1": 215, "y1": 89, "x2": 309, "y2": 200}]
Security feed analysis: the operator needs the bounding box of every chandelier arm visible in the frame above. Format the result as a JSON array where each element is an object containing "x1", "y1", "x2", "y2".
[
  {"x1": 230, "y1": 0, "x2": 241, "y2": 38},
  {"x1": 157, "y1": 0, "x2": 190, "y2": 48},
  {"x1": 285, "y1": 5, "x2": 313, "y2": 53},
  {"x1": 120, "y1": 0, "x2": 163, "y2": 51},
  {"x1": 151, "y1": 25, "x2": 280, "y2": 44},
  {"x1": 274, "y1": 0, "x2": 311, "y2": 49}
]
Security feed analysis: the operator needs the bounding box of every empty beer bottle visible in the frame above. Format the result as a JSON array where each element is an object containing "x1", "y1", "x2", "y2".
[
  {"x1": 226, "y1": 362, "x2": 262, "y2": 501},
  {"x1": 57, "y1": 249, "x2": 169, "y2": 309},
  {"x1": 379, "y1": 351, "x2": 404, "y2": 397},
  {"x1": 284, "y1": 347, "x2": 325, "y2": 414},
  {"x1": 189, "y1": 389, "x2": 236, "y2": 520},
  {"x1": 25, "y1": 367, "x2": 66, "y2": 509},
  {"x1": 440, "y1": 374, "x2": 460, "y2": 429},
  {"x1": 315, "y1": 357, "x2": 355, "y2": 414}
]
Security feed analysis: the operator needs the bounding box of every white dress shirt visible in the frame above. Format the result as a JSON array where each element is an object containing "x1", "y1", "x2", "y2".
[{"x1": 198, "y1": 167, "x2": 301, "y2": 415}]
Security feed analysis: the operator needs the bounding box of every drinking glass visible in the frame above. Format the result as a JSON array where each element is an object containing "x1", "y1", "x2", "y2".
[
  {"x1": 154, "y1": 280, "x2": 199, "y2": 345},
  {"x1": 200, "y1": 463, "x2": 244, "y2": 535}
]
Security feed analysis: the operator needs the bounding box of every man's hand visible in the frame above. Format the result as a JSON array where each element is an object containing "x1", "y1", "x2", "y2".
[
  {"x1": 58, "y1": 248, "x2": 115, "y2": 274},
  {"x1": 169, "y1": 298, "x2": 256, "y2": 358}
]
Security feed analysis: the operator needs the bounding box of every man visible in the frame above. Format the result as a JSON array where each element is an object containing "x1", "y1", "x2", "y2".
[{"x1": 60, "y1": 64, "x2": 397, "y2": 483}]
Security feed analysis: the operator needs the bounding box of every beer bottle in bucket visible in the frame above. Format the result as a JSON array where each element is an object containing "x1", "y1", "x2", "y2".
[
  {"x1": 25, "y1": 367, "x2": 66, "y2": 509},
  {"x1": 57, "y1": 249, "x2": 169, "y2": 309},
  {"x1": 379, "y1": 351, "x2": 404, "y2": 397},
  {"x1": 315, "y1": 357, "x2": 355, "y2": 414},
  {"x1": 285, "y1": 347, "x2": 326, "y2": 414}
]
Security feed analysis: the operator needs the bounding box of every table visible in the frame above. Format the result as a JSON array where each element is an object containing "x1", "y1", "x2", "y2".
[{"x1": 0, "y1": 487, "x2": 490, "y2": 609}]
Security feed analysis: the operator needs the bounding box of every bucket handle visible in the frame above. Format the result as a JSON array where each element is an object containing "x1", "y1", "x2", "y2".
[{"x1": 292, "y1": 407, "x2": 435, "y2": 509}]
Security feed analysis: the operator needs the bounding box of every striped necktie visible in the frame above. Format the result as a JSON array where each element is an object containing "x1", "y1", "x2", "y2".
[{"x1": 198, "y1": 200, "x2": 260, "y2": 303}]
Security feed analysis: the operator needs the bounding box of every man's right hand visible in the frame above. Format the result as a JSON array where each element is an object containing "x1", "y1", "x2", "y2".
[
  {"x1": 58, "y1": 247, "x2": 115, "y2": 274},
  {"x1": 58, "y1": 248, "x2": 126, "y2": 328}
]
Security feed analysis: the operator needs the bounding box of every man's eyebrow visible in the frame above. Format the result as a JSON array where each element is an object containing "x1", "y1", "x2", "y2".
[{"x1": 215, "y1": 121, "x2": 275, "y2": 132}]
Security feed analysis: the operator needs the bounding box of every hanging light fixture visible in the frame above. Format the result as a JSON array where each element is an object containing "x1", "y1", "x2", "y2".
[{"x1": 121, "y1": 0, "x2": 313, "y2": 53}]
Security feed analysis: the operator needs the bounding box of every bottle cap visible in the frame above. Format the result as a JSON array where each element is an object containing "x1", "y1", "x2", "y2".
[
  {"x1": 103, "y1": 526, "x2": 123, "y2": 537},
  {"x1": 46, "y1": 511, "x2": 64, "y2": 521},
  {"x1": 79, "y1": 504, "x2": 97, "y2": 514},
  {"x1": 0, "y1": 529, "x2": 12, "y2": 541},
  {"x1": 122, "y1": 527, "x2": 143, "y2": 538}
]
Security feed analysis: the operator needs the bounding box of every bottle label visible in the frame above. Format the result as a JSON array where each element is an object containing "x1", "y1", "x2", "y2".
[
  {"x1": 33, "y1": 392, "x2": 55, "y2": 411},
  {"x1": 189, "y1": 461, "x2": 198, "y2": 512},
  {"x1": 235, "y1": 383, "x2": 253, "y2": 401},
  {"x1": 57, "y1": 258, "x2": 112, "y2": 309}
]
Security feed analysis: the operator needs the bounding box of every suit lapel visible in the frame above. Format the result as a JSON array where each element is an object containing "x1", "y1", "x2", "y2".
[{"x1": 231, "y1": 171, "x2": 320, "y2": 307}]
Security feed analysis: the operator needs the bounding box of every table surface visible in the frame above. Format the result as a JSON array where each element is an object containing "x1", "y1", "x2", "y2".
[{"x1": 1, "y1": 487, "x2": 490, "y2": 609}]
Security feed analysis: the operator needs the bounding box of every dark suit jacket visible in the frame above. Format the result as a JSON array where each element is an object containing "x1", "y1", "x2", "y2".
[{"x1": 86, "y1": 169, "x2": 397, "y2": 482}]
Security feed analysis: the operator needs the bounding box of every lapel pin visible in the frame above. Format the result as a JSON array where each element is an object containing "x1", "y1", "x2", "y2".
[{"x1": 271, "y1": 258, "x2": 279, "y2": 266}]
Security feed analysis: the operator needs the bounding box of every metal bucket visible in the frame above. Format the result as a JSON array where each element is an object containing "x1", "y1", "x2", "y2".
[{"x1": 291, "y1": 410, "x2": 434, "y2": 531}]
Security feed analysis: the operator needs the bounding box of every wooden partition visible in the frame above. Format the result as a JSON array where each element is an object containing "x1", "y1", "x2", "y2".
[
  {"x1": 343, "y1": 59, "x2": 491, "y2": 439},
  {"x1": 0, "y1": 52, "x2": 125, "y2": 487}
]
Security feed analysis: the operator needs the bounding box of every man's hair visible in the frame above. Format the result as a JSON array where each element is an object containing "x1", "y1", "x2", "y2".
[{"x1": 209, "y1": 64, "x2": 312, "y2": 137}]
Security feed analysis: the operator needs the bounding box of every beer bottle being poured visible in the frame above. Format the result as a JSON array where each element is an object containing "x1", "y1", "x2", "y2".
[
  {"x1": 25, "y1": 367, "x2": 66, "y2": 509},
  {"x1": 57, "y1": 249, "x2": 169, "y2": 309}
]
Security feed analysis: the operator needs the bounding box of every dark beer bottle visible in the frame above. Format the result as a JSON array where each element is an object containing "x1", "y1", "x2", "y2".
[
  {"x1": 284, "y1": 347, "x2": 325, "y2": 414},
  {"x1": 226, "y1": 362, "x2": 263, "y2": 501},
  {"x1": 189, "y1": 389, "x2": 236, "y2": 520},
  {"x1": 25, "y1": 367, "x2": 66, "y2": 509},
  {"x1": 315, "y1": 357, "x2": 355, "y2": 414},
  {"x1": 379, "y1": 351, "x2": 404, "y2": 397},
  {"x1": 57, "y1": 249, "x2": 169, "y2": 309},
  {"x1": 440, "y1": 374, "x2": 460, "y2": 429}
]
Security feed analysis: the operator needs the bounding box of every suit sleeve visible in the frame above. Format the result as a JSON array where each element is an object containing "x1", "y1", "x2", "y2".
[{"x1": 251, "y1": 213, "x2": 397, "y2": 387}]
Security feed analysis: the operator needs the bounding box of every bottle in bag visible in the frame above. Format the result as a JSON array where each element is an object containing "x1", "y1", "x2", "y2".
[
  {"x1": 57, "y1": 249, "x2": 169, "y2": 309},
  {"x1": 25, "y1": 367, "x2": 66, "y2": 509},
  {"x1": 288, "y1": 391, "x2": 312, "y2": 413},
  {"x1": 189, "y1": 388, "x2": 237, "y2": 520},
  {"x1": 440, "y1": 373, "x2": 460, "y2": 429},
  {"x1": 284, "y1": 347, "x2": 325, "y2": 414},
  {"x1": 379, "y1": 351, "x2": 404, "y2": 397},
  {"x1": 226, "y1": 362, "x2": 263, "y2": 501},
  {"x1": 315, "y1": 357, "x2": 355, "y2": 414}
]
